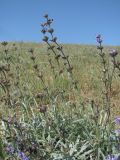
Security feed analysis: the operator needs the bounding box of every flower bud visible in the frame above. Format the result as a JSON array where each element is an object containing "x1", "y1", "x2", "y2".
[
  {"x1": 109, "y1": 49, "x2": 118, "y2": 57},
  {"x1": 42, "y1": 36, "x2": 49, "y2": 42},
  {"x1": 48, "y1": 28, "x2": 54, "y2": 34},
  {"x1": 96, "y1": 34, "x2": 102, "y2": 43}
]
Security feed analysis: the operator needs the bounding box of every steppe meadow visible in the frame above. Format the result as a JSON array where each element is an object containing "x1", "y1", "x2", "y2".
[{"x1": 0, "y1": 0, "x2": 120, "y2": 159}]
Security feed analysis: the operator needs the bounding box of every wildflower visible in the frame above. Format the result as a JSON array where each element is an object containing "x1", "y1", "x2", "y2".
[
  {"x1": 42, "y1": 36, "x2": 49, "y2": 42},
  {"x1": 18, "y1": 151, "x2": 29, "y2": 160},
  {"x1": 6, "y1": 145, "x2": 14, "y2": 154},
  {"x1": 114, "y1": 117, "x2": 120, "y2": 125},
  {"x1": 48, "y1": 28, "x2": 54, "y2": 34},
  {"x1": 106, "y1": 155, "x2": 119, "y2": 160},
  {"x1": 8, "y1": 116, "x2": 16, "y2": 124},
  {"x1": 39, "y1": 105, "x2": 47, "y2": 113},
  {"x1": 96, "y1": 34, "x2": 102, "y2": 43},
  {"x1": 115, "y1": 129, "x2": 120, "y2": 135},
  {"x1": 41, "y1": 28, "x2": 47, "y2": 34},
  {"x1": 47, "y1": 19, "x2": 53, "y2": 25},
  {"x1": 109, "y1": 49, "x2": 118, "y2": 57}
]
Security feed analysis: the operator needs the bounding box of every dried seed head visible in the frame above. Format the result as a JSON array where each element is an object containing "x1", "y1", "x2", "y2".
[
  {"x1": 51, "y1": 37, "x2": 57, "y2": 42},
  {"x1": 109, "y1": 49, "x2": 118, "y2": 57},
  {"x1": 55, "y1": 54, "x2": 61, "y2": 60},
  {"x1": 48, "y1": 28, "x2": 54, "y2": 34},
  {"x1": 41, "y1": 23, "x2": 45, "y2": 27},
  {"x1": 57, "y1": 46, "x2": 62, "y2": 51},
  {"x1": 35, "y1": 92, "x2": 45, "y2": 99},
  {"x1": 41, "y1": 29, "x2": 47, "y2": 34},
  {"x1": 47, "y1": 19, "x2": 53, "y2": 25},
  {"x1": 42, "y1": 36, "x2": 49, "y2": 42},
  {"x1": 39, "y1": 105, "x2": 47, "y2": 113},
  {"x1": 44, "y1": 14, "x2": 48, "y2": 18}
]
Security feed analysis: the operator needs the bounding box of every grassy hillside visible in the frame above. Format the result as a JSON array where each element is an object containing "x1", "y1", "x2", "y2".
[
  {"x1": 0, "y1": 42, "x2": 119, "y2": 115},
  {"x1": 0, "y1": 42, "x2": 120, "y2": 159}
]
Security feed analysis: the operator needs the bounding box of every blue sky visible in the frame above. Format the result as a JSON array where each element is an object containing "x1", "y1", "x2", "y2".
[{"x1": 0, "y1": 0, "x2": 120, "y2": 45}]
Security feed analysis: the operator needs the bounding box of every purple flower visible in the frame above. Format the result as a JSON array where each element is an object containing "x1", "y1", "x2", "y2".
[
  {"x1": 115, "y1": 129, "x2": 120, "y2": 135},
  {"x1": 96, "y1": 34, "x2": 102, "y2": 43},
  {"x1": 114, "y1": 117, "x2": 120, "y2": 125},
  {"x1": 106, "y1": 155, "x2": 119, "y2": 160},
  {"x1": 18, "y1": 151, "x2": 29, "y2": 160},
  {"x1": 6, "y1": 145, "x2": 14, "y2": 154},
  {"x1": 109, "y1": 49, "x2": 118, "y2": 57}
]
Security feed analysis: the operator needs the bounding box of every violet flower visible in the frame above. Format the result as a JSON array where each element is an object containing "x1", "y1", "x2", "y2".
[
  {"x1": 106, "y1": 155, "x2": 119, "y2": 160},
  {"x1": 18, "y1": 151, "x2": 29, "y2": 160},
  {"x1": 114, "y1": 117, "x2": 120, "y2": 125},
  {"x1": 96, "y1": 34, "x2": 102, "y2": 43},
  {"x1": 6, "y1": 145, "x2": 14, "y2": 154}
]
